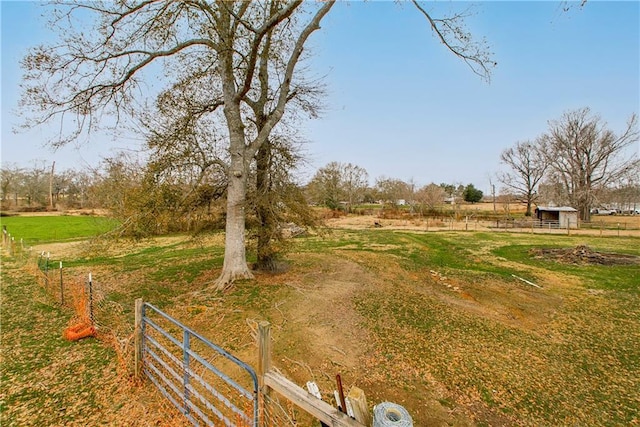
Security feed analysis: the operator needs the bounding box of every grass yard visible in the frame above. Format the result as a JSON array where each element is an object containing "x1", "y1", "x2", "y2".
[
  {"x1": 2, "y1": 214, "x2": 639, "y2": 426},
  {"x1": 0, "y1": 215, "x2": 118, "y2": 244}
]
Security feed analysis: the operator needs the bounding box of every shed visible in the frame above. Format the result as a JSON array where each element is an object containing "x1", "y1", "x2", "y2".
[{"x1": 534, "y1": 206, "x2": 578, "y2": 229}]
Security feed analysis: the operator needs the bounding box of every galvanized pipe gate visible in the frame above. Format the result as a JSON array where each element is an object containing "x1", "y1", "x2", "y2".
[{"x1": 136, "y1": 301, "x2": 259, "y2": 426}]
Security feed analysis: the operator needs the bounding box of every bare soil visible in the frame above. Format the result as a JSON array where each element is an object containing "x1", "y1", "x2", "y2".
[{"x1": 530, "y1": 245, "x2": 640, "y2": 265}]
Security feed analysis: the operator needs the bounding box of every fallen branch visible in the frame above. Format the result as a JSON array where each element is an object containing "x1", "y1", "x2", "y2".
[{"x1": 512, "y1": 274, "x2": 542, "y2": 289}]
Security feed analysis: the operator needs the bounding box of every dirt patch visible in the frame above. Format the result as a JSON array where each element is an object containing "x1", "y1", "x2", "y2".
[
  {"x1": 278, "y1": 253, "x2": 371, "y2": 370},
  {"x1": 530, "y1": 245, "x2": 640, "y2": 265}
]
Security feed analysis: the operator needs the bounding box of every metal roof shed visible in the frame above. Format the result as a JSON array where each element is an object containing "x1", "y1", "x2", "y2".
[{"x1": 534, "y1": 206, "x2": 578, "y2": 229}]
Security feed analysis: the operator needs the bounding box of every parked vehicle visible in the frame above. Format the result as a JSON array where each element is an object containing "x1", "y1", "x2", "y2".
[{"x1": 591, "y1": 208, "x2": 616, "y2": 215}]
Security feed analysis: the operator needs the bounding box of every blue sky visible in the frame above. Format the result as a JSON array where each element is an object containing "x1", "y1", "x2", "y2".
[{"x1": 2, "y1": 1, "x2": 639, "y2": 194}]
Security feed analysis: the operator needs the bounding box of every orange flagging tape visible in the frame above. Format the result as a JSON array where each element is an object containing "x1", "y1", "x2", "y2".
[{"x1": 63, "y1": 322, "x2": 96, "y2": 341}]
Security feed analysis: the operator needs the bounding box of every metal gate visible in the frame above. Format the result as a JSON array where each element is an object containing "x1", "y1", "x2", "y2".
[{"x1": 140, "y1": 303, "x2": 259, "y2": 426}]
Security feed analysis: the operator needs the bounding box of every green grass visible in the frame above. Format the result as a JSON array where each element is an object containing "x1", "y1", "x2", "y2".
[{"x1": 0, "y1": 215, "x2": 118, "y2": 243}]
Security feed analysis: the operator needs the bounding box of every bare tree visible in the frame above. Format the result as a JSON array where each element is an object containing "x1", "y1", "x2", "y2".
[
  {"x1": 144, "y1": 57, "x2": 319, "y2": 270},
  {"x1": 375, "y1": 177, "x2": 411, "y2": 206},
  {"x1": 307, "y1": 162, "x2": 341, "y2": 210},
  {"x1": 0, "y1": 164, "x2": 23, "y2": 207},
  {"x1": 90, "y1": 154, "x2": 147, "y2": 231},
  {"x1": 307, "y1": 162, "x2": 368, "y2": 211},
  {"x1": 415, "y1": 183, "x2": 446, "y2": 214},
  {"x1": 65, "y1": 169, "x2": 95, "y2": 209},
  {"x1": 20, "y1": 1, "x2": 494, "y2": 289},
  {"x1": 21, "y1": 162, "x2": 49, "y2": 207},
  {"x1": 499, "y1": 139, "x2": 548, "y2": 216},
  {"x1": 341, "y1": 163, "x2": 369, "y2": 212},
  {"x1": 611, "y1": 178, "x2": 640, "y2": 213},
  {"x1": 539, "y1": 108, "x2": 639, "y2": 221}
]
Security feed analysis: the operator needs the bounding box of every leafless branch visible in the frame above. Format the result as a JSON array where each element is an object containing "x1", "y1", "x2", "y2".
[{"x1": 411, "y1": 0, "x2": 495, "y2": 82}]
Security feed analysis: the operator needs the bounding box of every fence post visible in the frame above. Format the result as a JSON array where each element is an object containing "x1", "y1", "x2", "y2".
[
  {"x1": 258, "y1": 321, "x2": 272, "y2": 427},
  {"x1": 88, "y1": 273, "x2": 94, "y2": 325},
  {"x1": 134, "y1": 298, "x2": 144, "y2": 379},
  {"x1": 348, "y1": 386, "x2": 371, "y2": 426},
  {"x1": 59, "y1": 261, "x2": 64, "y2": 305}
]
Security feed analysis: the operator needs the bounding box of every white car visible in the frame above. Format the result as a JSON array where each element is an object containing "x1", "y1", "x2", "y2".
[{"x1": 591, "y1": 208, "x2": 616, "y2": 215}]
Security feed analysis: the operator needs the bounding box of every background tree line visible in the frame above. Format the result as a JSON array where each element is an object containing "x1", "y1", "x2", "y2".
[{"x1": 4, "y1": 106, "x2": 639, "y2": 225}]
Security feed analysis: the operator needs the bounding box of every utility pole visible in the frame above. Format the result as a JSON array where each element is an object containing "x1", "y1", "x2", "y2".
[{"x1": 492, "y1": 184, "x2": 496, "y2": 213}]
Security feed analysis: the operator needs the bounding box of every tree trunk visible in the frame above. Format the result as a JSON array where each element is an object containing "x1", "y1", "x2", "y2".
[
  {"x1": 255, "y1": 141, "x2": 277, "y2": 271},
  {"x1": 215, "y1": 127, "x2": 254, "y2": 290}
]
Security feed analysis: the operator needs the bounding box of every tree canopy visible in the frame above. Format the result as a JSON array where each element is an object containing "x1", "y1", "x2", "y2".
[{"x1": 463, "y1": 184, "x2": 483, "y2": 203}]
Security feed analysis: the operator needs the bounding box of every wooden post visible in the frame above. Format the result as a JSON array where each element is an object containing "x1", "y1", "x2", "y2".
[
  {"x1": 258, "y1": 321, "x2": 272, "y2": 427},
  {"x1": 348, "y1": 386, "x2": 371, "y2": 426},
  {"x1": 134, "y1": 298, "x2": 144, "y2": 379},
  {"x1": 258, "y1": 321, "x2": 272, "y2": 380}
]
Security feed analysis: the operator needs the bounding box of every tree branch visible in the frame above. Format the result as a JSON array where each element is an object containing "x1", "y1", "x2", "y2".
[{"x1": 411, "y1": 0, "x2": 495, "y2": 82}]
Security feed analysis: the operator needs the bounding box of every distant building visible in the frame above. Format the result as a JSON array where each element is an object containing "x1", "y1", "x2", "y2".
[{"x1": 534, "y1": 206, "x2": 578, "y2": 229}]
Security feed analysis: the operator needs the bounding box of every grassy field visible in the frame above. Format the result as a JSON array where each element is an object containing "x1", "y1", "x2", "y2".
[
  {"x1": 0, "y1": 215, "x2": 118, "y2": 243},
  {"x1": 2, "y1": 215, "x2": 639, "y2": 426}
]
